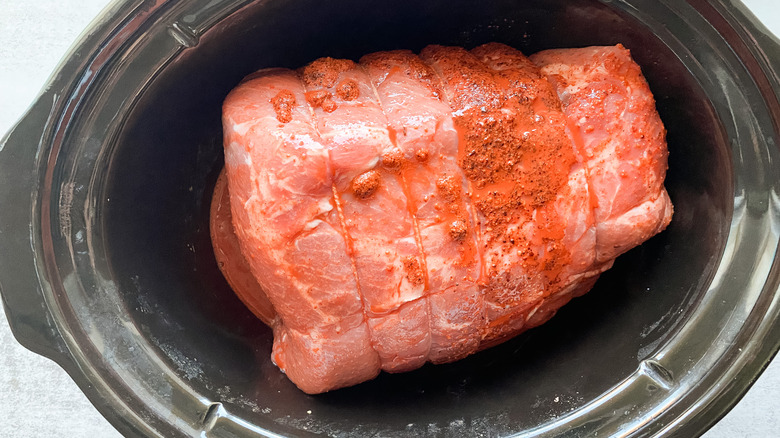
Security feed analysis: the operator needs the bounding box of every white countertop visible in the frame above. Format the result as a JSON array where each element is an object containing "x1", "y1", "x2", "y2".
[{"x1": 1, "y1": 1, "x2": 778, "y2": 436}]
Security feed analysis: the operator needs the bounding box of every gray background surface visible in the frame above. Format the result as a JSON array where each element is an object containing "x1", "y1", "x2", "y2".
[{"x1": 0, "y1": 0, "x2": 777, "y2": 436}]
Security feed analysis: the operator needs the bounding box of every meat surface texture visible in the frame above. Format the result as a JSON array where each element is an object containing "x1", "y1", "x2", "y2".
[{"x1": 214, "y1": 43, "x2": 673, "y2": 394}]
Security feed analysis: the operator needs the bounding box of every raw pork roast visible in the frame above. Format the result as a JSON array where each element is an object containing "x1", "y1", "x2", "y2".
[{"x1": 211, "y1": 43, "x2": 673, "y2": 394}]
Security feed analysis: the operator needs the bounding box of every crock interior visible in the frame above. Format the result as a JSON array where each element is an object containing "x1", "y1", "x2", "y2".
[{"x1": 100, "y1": 0, "x2": 731, "y2": 435}]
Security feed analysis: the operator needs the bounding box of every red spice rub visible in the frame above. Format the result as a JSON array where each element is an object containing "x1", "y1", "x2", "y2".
[
  {"x1": 435, "y1": 175, "x2": 460, "y2": 200},
  {"x1": 448, "y1": 220, "x2": 468, "y2": 242},
  {"x1": 300, "y1": 58, "x2": 362, "y2": 113},
  {"x1": 300, "y1": 57, "x2": 356, "y2": 88},
  {"x1": 304, "y1": 89, "x2": 337, "y2": 113},
  {"x1": 352, "y1": 169, "x2": 381, "y2": 199},
  {"x1": 381, "y1": 149, "x2": 404, "y2": 172},
  {"x1": 336, "y1": 79, "x2": 360, "y2": 101},
  {"x1": 270, "y1": 89, "x2": 296, "y2": 123},
  {"x1": 402, "y1": 256, "x2": 425, "y2": 286}
]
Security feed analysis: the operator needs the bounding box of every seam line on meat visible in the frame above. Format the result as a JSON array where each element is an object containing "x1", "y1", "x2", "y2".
[
  {"x1": 296, "y1": 67, "x2": 382, "y2": 362},
  {"x1": 360, "y1": 60, "x2": 435, "y2": 365},
  {"x1": 531, "y1": 53, "x2": 604, "y2": 267},
  {"x1": 360, "y1": 62, "x2": 430, "y2": 290},
  {"x1": 476, "y1": 45, "x2": 582, "y2": 345},
  {"x1": 422, "y1": 49, "x2": 489, "y2": 286},
  {"x1": 421, "y1": 47, "x2": 488, "y2": 349},
  {"x1": 469, "y1": 46, "x2": 515, "y2": 348}
]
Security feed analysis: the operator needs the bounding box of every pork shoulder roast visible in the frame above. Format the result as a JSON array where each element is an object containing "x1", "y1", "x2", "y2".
[{"x1": 210, "y1": 43, "x2": 673, "y2": 394}]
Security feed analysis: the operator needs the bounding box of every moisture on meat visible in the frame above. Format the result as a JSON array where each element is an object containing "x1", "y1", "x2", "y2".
[{"x1": 212, "y1": 43, "x2": 673, "y2": 394}]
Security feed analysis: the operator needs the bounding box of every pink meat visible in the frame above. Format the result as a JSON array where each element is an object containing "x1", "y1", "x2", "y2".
[
  {"x1": 300, "y1": 58, "x2": 431, "y2": 373},
  {"x1": 360, "y1": 51, "x2": 484, "y2": 363},
  {"x1": 221, "y1": 69, "x2": 379, "y2": 393},
  {"x1": 530, "y1": 45, "x2": 673, "y2": 262},
  {"x1": 216, "y1": 43, "x2": 672, "y2": 394}
]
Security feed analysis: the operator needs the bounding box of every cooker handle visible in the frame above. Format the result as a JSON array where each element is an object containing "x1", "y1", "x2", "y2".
[{"x1": 0, "y1": 93, "x2": 75, "y2": 368}]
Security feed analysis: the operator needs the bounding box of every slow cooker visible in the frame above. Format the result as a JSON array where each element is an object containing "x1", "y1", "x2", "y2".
[{"x1": 1, "y1": 0, "x2": 779, "y2": 436}]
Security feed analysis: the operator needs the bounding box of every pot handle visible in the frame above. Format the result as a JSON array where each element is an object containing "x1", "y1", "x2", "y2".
[{"x1": 0, "y1": 93, "x2": 74, "y2": 368}]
